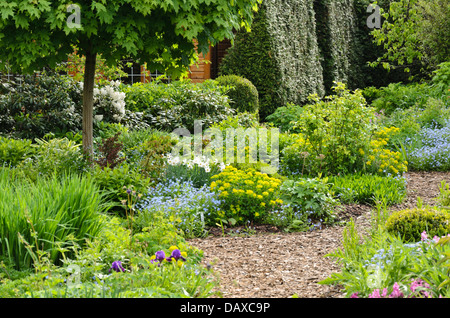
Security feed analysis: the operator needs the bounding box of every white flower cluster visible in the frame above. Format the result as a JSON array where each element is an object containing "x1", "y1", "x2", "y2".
[
  {"x1": 94, "y1": 81, "x2": 126, "y2": 122},
  {"x1": 77, "y1": 80, "x2": 126, "y2": 122},
  {"x1": 166, "y1": 153, "x2": 227, "y2": 173}
]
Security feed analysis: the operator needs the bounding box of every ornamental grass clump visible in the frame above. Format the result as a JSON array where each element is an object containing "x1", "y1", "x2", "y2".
[
  {"x1": 0, "y1": 169, "x2": 108, "y2": 270},
  {"x1": 210, "y1": 166, "x2": 283, "y2": 224}
]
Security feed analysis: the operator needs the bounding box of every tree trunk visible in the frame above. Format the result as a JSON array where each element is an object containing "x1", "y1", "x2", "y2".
[{"x1": 82, "y1": 51, "x2": 97, "y2": 161}]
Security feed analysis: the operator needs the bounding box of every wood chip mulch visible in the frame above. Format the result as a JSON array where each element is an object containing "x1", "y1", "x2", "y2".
[{"x1": 188, "y1": 171, "x2": 450, "y2": 298}]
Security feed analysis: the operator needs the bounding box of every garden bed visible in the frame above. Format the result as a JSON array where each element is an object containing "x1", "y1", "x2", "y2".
[{"x1": 189, "y1": 171, "x2": 450, "y2": 298}]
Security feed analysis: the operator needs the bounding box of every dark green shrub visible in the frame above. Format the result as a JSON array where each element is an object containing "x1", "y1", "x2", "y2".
[
  {"x1": 385, "y1": 207, "x2": 450, "y2": 243},
  {"x1": 265, "y1": 103, "x2": 304, "y2": 133},
  {"x1": 0, "y1": 73, "x2": 81, "y2": 139},
  {"x1": 219, "y1": 2, "x2": 324, "y2": 121},
  {"x1": 122, "y1": 80, "x2": 234, "y2": 132},
  {"x1": 215, "y1": 75, "x2": 259, "y2": 114},
  {"x1": 0, "y1": 137, "x2": 35, "y2": 167}
]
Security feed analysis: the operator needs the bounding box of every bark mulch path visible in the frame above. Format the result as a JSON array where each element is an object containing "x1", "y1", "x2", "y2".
[{"x1": 188, "y1": 171, "x2": 450, "y2": 298}]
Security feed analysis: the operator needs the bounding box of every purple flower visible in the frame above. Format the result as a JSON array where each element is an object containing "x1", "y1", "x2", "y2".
[
  {"x1": 170, "y1": 249, "x2": 186, "y2": 262},
  {"x1": 109, "y1": 261, "x2": 125, "y2": 273},
  {"x1": 155, "y1": 250, "x2": 166, "y2": 262},
  {"x1": 350, "y1": 292, "x2": 359, "y2": 298}
]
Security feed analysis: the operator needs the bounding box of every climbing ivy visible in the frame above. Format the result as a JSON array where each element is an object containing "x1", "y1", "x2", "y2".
[
  {"x1": 219, "y1": 0, "x2": 409, "y2": 118},
  {"x1": 219, "y1": 0, "x2": 324, "y2": 121}
]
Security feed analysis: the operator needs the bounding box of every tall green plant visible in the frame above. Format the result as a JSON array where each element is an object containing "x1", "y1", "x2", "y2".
[
  {"x1": 0, "y1": 0, "x2": 261, "y2": 158},
  {"x1": 0, "y1": 170, "x2": 108, "y2": 270}
]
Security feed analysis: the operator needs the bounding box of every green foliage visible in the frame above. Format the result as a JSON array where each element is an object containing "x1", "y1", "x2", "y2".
[
  {"x1": 215, "y1": 75, "x2": 259, "y2": 114},
  {"x1": 329, "y1": 173, "x2": 407, "y2": 206},
  {"x1": 370, "y1": 0, "x2": 450, "y2": 78},
  {"x1": 286, "y1": 83, "x2": 376, "y2": 176},
  {"x1": 385, "y1": 208, "x2": 450, "y2": 243},
  {"x1": 319, "y1": 219, "x2": 450, "y2": 298},
  {"x1": 279, "y1": 177, "x2": 340, "y2": 225},
  {"x1": 431, "y1": 62, "x2": 450, "y2": 94},
  {"x1": 0, "y1": 170, "x2": 108, "y2": 270},
  {"x1": 370, "y1": 82, "x2": 444, "y2": 115},
  {"x1": 0, "y1": 137, "x2": 35, "y2": 167},
  {"x1": 123, "y1": 80, "x2": 235, "y2": 132},
  {"x1": 265, "y1": 103, "x2": 304, "y2": 133},
  {"x1": 0, "y1": 73, "x2": 81, "y2": 139},
  {"x1": 208, "y1": 112, "x2": 260, "y2": 130},
  {"x1": 16, "y1": 138, "x2": 88, "y2": 181},
  {"x1": 90, "y1": 164, "x2": 151, "y2": 216},
  {"x1": 219, "y1": 1, "x2": 324, "y2": 120},
  {"x1": 0, "y1": 215, "x2": 216, "y2": 298},
  {"x1": 0, "y1": 0, "x2": 261, "y2": 78},
  {"x1": 138, "y1": 135, "x2": 177, "y2": 182}
]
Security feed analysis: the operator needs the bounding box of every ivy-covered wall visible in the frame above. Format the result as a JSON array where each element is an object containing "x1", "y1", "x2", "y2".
[
  {"x1": 219, "y1": 0, "x2": 406, "y2": 119},
  {"x1": 220, "y1": 0, "x2": 324, "y2": 121}
]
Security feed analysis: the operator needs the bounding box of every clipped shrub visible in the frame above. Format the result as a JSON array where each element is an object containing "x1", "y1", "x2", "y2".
[
  {"x1": 219, "y1": 2, "x2": 324, "y2": 120},
  {"x1": 0, "y1": 137, "x2": 35, "y2": 167},
  {"x1": 385, "y1": 207, "x2": 450, "y2": 243},
  {"x1": 215, "y1": 75, "x2": 259, "y2": 114}
]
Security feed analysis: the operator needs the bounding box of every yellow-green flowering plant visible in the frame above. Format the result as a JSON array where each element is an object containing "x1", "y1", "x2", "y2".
[
  {"x1": 364, "y1": 126, "x2": 408, "y2": 176},
  {"x1": 210, "y1": 166, "x2": 283, "y2": 224}
]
